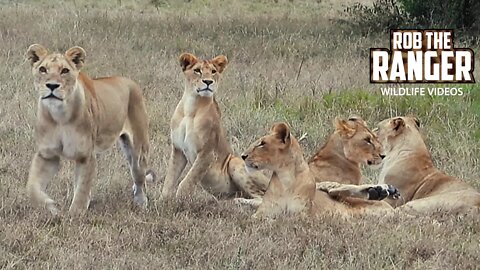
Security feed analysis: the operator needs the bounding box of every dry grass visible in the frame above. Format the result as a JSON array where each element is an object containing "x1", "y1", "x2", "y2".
[{"x1": 0, "y1": 0, "x2": 479, "y2": 269}]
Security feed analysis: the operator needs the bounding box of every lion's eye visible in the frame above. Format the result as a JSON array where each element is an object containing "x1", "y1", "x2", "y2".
[
  {"x1": 212, "y1": 69, "x2": 217, "y2": 74},
  {"x1": 372, "y1": 128, "x2": 379, "y2": 133},
  {"x1": 365, "y1": 138, "x2": 372, "y2": 144},
  {"x1": 39, "y1": 66, "x2": 47, "y2": 73},
  {"x1": 258, "y1": 141, "x2": 266, "y2": 147},
  {"x1": 194, "y1": 68, "x2": 201, "y2": 74},
  {"x1": 60, "y1": 68, "x2": 70, "y2": 74}
]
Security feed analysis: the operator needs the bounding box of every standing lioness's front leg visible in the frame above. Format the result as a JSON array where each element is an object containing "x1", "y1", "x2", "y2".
[
  {"x1": 69, "y1": 154, "x2": 96, "y2": 215},
  {"x1": 26, "y1": 153, "x2": 60, "y2": 215}
]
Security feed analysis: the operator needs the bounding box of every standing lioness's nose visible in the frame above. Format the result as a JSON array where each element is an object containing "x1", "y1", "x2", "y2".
[
  {"x1": 46, "y1": 83, "x2": 60, "y2": 91},
  {"x1": 202, "y1": 79, "x2": 213, "y2": 86}
]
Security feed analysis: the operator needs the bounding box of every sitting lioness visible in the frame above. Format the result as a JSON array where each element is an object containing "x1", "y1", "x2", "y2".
[
  {"x1": 375, "y1": 116, "x2": 480, "y2": 213},
  {"x1": 241, "y1": 122, "x2": 399, "y2": 219},
  {"x1": 26, "y1": 44, "x2": 154, "y2": 215},
  {"x1": 309, "y1": 116, "x2": 384, "y2": 185},
  {"x1": 161, "y1": 53, "x2": 269, "y2": 200}
]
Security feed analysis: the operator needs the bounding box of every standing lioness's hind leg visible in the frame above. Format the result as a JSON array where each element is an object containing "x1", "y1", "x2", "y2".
[
  {"x1": 121, "y1": 85, "x2": 153, "y2": 208},
  {"x1": 119, "y1": 132, "x2": 150, "y2": 208}
]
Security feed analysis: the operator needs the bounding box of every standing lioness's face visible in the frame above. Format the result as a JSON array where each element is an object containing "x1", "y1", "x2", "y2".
[
  {"x1": 179, "y1": 53, "x2": 228, "y2": 97},
  {"x1": 26, "y1": 44, "x2": 86, "y2": 103}
]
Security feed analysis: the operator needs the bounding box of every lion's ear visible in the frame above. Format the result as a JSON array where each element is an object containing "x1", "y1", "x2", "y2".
[
  {"x1": 413, "y1": 116, "x2": 421, "y2": 128},
  {"x1": 335, "y1": 118, "x2": 356, "y2": 138},
  {"x1": 348, "y1": 115, "x2": 368, "y2": 127},
  {"x1": 26, "y1": 44, "x2": 48, "y2": 67},
  {"x1": 271, "y1": 122, "x2": 291, "y2": 145},
  {"x1": 179, "y1": 53, "x2": 198, "y2": 72},
  {"x1": 65, "y1": 46, "x2": 86, "y2": 69},
  {"x1": 392, "y1": 117, "x2": 405, "y2": 132},
  {"x1": 211, "y1": 55, "x2": 228, "y2": 73}
]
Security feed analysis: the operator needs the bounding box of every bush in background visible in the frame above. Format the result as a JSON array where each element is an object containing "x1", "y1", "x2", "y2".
[{"x1": 347, "y1": 0, "x2": 480, "y2": 34}]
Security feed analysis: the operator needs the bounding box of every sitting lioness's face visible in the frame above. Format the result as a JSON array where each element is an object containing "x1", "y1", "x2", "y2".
[
  {"x1": 179, "y1": 53, "x2": 228, "y2": 97},
  {"x1": 26, "y1": 44, "x2": 86, "y2": 103}
]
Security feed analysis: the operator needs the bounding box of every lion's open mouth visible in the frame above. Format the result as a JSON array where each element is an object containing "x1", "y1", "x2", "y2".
[{"x1": 42, "y1": 93, "x2": 63, "y2": 101}]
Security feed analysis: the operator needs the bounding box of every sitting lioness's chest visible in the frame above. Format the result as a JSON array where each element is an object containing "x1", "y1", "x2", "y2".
[
  {"x1": 37, "y1": 125, "x2": 93, "y2": 160},
  {"x1": 171, "y1": 116, "x2": 199, "y2": 164}
]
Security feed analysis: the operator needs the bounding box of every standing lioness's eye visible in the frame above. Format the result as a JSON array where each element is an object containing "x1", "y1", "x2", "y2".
[
  {"x1": 212, "y1": 69, "x2": 217, "y2": 74},
  {"x1": 39, "y1": 66, "x2": 47, "y2": 73},
  {"x1": 194, "y1": 68, "x2": 201, "y2": 74},
  {"x1": 61, "y1": 68, "x2": 70, "y2": 74}
]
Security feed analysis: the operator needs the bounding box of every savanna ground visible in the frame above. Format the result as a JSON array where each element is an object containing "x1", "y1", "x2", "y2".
[{"x1": 0, "y1": 0, "x2": 479, "y2": 269}]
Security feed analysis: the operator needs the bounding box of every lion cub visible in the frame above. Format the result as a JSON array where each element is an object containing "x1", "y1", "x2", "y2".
[
  {"x1": 26, "y1": 44, "x2": 154, "y2": 215},
  {"x1": 161, "y1": 53, "x2": 269, "y2": 200},
  {"x1": 241, "y1": 123, "x2": 398, "y2": 219}
]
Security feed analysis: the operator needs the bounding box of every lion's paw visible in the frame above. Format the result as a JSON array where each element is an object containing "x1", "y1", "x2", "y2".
[{"x1": 367, "y1": 184, "x2": 401, "y2": 200}]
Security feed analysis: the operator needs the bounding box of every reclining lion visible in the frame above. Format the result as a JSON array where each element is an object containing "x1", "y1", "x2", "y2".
[
  {"x1": 309, "y1": 116, "x2": 384, "y2": 185},
  {"x1": 375, "y1": 116, "x2": 480, "y2": 214},
  {"x1": 241, "y1": 122, "x2": 399, "y2": 219},
  {"x1": 25, "y1": 44, "x2": 154, "y2": 215}
]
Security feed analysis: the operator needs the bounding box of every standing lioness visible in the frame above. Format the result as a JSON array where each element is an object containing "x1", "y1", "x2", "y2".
[
  {"x1": 161, "y1": 53, "x2": 269, "y2": 200},
  {"x1": 26, "y1": 44, "x2": 154, "y2": 215}
]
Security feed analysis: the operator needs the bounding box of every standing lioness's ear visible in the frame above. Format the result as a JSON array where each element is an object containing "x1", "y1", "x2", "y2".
[
  {"x1": 26, "y1": 44, "x2": 48, "y2": 67},
  {"x1": 211, "y1": 55, "x2": 228, "y2": 73},
  {"x1": 65, "y1": 46, "x2": 86, "y2": 69},
  {"x1": 179, "y1": 53, "x2": 198, "y2": 71}
]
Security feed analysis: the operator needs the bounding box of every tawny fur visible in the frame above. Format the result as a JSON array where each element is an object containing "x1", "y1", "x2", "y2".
[
  {"x1": 241, "y1": 123, "x2": 394, "y2": 219},
  {"x1": 376, "y1": 116, "x2": 480, "y2": 214},
  {"x1": 309, "y1": 116, "x2": 384, "y2": 185},
  {"x1": 25, "y1": 44, "x2": 153, "y2": 216},
  {"x1": 161, "y1": 53, "x2": 269, "y2": 200}
]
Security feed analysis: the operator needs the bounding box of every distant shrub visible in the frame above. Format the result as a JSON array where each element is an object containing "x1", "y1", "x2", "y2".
[
  {"x1": 346, "y1": 0, "x2": 480, "y2": 34},
  {"x1": 345, "y1": 0, "x2": 405, "y2": 33},
  {"x1": 398, "y1": 0, "x2": 480, "y2": 29}
]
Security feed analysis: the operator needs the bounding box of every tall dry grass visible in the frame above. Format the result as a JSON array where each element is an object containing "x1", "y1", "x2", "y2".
[{"x1": 0, "y1": 0, "x2": 479, "y2": 269}]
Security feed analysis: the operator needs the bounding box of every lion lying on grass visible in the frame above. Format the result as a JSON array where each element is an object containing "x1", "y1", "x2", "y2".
[
  {"x1": 26, "y1": 44, "x2": 154, "y2": 215},
  {"x1": 375, "y1": 116, "x2": 480, "y2": 214},
  {"x1": 241, "y1": 122, "x2": 399, "y2": 219},
  {"x1": 309, "y1": 116, "x2": 384, "y2": 185}
]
